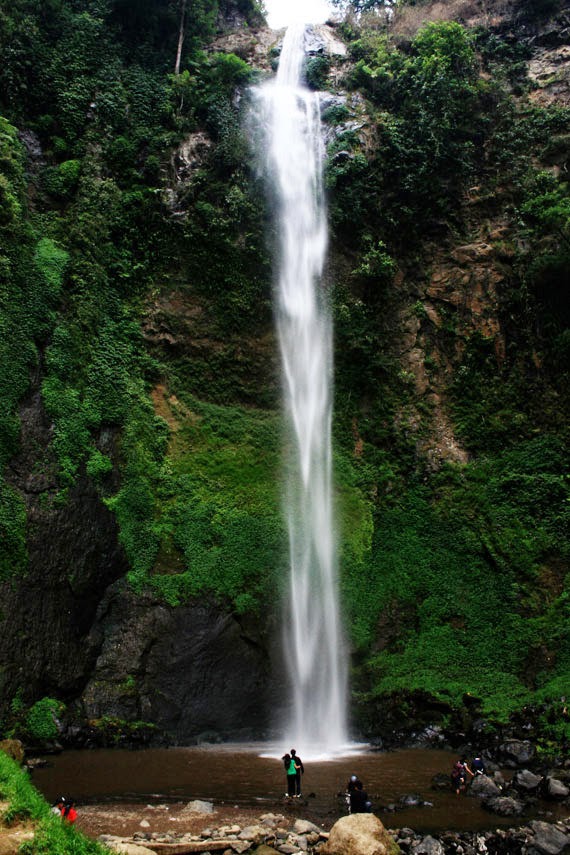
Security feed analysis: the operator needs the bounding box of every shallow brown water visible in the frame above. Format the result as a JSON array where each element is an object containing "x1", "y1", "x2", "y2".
[{"x1": 31, "y1": 744, "x2": 564, "y2": 833}]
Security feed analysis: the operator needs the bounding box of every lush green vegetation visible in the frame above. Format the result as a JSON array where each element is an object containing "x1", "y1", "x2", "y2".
[
  {"x1": 0, "y1": 0, "x2": 271, "y2": 595},
  {"x1": 107, "y1": 394, "x2": 286, "y2": 611},
  {"x1": 324, "y1": 8, "x2": 569, "y2": 736},
  {"x1": 0, "y1": 751, "x2": 109, "y2": 853},
  {"x1": 342, "y1": 436, "x2": 569, "y2": 722}
]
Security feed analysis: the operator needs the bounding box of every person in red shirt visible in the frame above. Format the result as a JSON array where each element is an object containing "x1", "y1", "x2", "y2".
[{"x1": 61, "y1": 800, "x2": 77, "y2": 823}]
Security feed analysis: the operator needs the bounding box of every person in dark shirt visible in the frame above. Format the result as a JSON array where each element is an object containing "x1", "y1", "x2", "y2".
[
  {"x1": 349, "y1": 780, "x2": 370, "y2": 814},
  {"x1": 472, "y1": 754, "x2": 486, "y2": 775}
]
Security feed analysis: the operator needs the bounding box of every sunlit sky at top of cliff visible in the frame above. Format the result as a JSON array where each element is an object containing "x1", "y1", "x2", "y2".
[{"x1": 264, "y1": 0, "x2": 334, "y2": 28}]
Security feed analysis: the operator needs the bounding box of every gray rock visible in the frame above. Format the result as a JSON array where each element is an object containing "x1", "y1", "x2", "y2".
[
  {"x1": 304, "y1": 24, "x2": 347, "y2": 57},
  {"x1": 181, "y1": 799, "x2": 215, "y2": 814},
  {"x1": 525, "y1": 820, "x2": 570, "y2": 854},
  {"x1": 293, "y1": 820, "x2": 321, "y2": 835},
  {"x1": 469, "y1": 774, "x2": 501, "y2": 799},
  {"x1": 545, "y1": 777, "x2": 570, "y2": 799},
  {"x1": 484, "y1": 796, "x2": 525, "y2": 816},
  {"x1": 513, "y1": 770, "x2": 543, "y2": 791},
  {"x1": 412, "y1": 836, "x2": 445, "y2": 855},
  {"x1": 399, "y1": 793, "x2": 424, "y2": 807},
  {"x1": 239, "y1": 825, "x2": 271, "y2": 844},
  {"x1": 498, "y1": 740, "x2": 536, "y2": 766},
  {"x1": 81, "y1": 583, "x2": 275, "y2": 742}
]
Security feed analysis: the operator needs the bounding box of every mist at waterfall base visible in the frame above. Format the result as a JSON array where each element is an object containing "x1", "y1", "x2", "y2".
[{"x1": 252, "y1": 24, "x2": 349, "y2": 759}]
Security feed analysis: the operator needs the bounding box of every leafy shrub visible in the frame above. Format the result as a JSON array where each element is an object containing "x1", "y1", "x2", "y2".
[
  {"x1": 42, "y1": 160, "x2": 81, "y2": 199},
  {"x1": 305, "y1": 55, "x2": 331, "y2": 90},
  {"x1": 25, "y1": 698, "x2": 65, "y2": 742}
]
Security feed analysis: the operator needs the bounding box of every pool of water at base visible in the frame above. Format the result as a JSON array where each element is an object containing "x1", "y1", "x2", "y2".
[{"x1": 31, "y1": 745, "x2": 566, "y2": 834}]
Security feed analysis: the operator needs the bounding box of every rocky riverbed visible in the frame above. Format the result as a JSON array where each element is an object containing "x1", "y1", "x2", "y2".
[{"x1": 79, "y1": 800, "x2": 570, "y2": 855}]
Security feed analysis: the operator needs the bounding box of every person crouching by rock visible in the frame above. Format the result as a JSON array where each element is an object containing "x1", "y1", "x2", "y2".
[
  {"x1": 350, "y1": 780, "x2": 371, "y2": 814},
  {"x1": 62, "y1": 799, "x2": 77, "y2": 823},
  {"x1": 51, "y1": 796, "x2": 66, "y2": 816},
  {"x1": 345, "y1": 774, "x2": 362, "y2": 812}
]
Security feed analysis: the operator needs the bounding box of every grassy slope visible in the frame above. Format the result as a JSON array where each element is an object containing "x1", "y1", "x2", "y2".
[{"x1": 0, "y1": 752, "x2": 109, "y2": 854}]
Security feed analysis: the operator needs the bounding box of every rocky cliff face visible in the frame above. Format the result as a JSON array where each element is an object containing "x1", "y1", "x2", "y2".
[
  {"x1": 0, "y1": 368, "x2": 277, "y2": 742},
  {"x1": 0, "y1": 372, "x2": 127, "y2": 704}
]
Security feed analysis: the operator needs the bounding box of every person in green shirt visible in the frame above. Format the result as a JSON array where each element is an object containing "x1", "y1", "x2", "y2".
[
  {"x1": 290, "y1": 749, "x2": 304, "y2": 797},
  {"x1": 282, "y1": 752, "x2": 300, "y2": 797}
]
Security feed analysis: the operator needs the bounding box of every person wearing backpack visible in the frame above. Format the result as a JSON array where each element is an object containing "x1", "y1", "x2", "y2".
[
  {"x1": 290, "y1": 748, "x2": 304, "y2": 797},
  {"x1": 282, "y1": 753, "x2": 299, "y2": 797},
  {"x1": 451, "y1": 756, "x2": 473, "y2": 794}
]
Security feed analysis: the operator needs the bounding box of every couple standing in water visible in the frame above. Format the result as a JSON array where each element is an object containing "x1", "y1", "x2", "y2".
[{"x1": 282, "y1": 748, "x2": 304, "y2": 797}]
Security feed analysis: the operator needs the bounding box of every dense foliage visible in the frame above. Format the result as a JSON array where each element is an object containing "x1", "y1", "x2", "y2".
[{"x1": 324, "y1": 6, "x2": 569, "y2": 737}]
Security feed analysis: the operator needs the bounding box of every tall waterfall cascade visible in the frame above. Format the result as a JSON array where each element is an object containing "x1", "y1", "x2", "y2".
[{"x1": 254, "y1": 23, "x2": 349, "y2": 756}]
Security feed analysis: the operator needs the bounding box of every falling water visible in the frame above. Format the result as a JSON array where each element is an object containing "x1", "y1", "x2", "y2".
[{"x1": 255, "y1": 24, "x2": 348, "y2": 755}]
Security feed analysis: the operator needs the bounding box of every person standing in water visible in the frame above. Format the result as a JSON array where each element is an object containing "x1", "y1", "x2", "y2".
[
  {"x1": 451, "y1": 756, "x2": 474, "y2": 794},
  {"x1": 290, "y1": 749, "x2": 304, "y2": 797},
  {"x1": 282, "y1": 753, "x2": 298, "y2": 797}
]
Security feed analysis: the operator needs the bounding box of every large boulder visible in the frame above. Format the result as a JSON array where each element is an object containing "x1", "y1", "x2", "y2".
[
  {"x1": 321, "y1": 814, "x2": 400, "y2": 855},
  {"x1": 411, "y1": 837, "x2": 444, "y2": 855},
  {"x1": 81, "y1": 583, "x2": 274, "y2": 742},
  {"x1": 524, "y1": 821, "x2": 570, "y2": 855},
  {"x1": 513, "y1": 770, "x2": 543, "y2": 792},
  {"x1": 469, "y1": 774, "x2": 501, "y2": 799},
  {"x1": 484, "y1": 795, "x2": 525, "y2": 816},
  {"x1": 544, "y1": 777, "x2": 570, "y2": 800},
  {"x1": 498, "y1": 740, "x2": 536, "y2": 767}
]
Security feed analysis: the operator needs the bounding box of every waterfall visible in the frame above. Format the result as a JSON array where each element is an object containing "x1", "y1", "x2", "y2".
[{"x1": 255, "y1": 23, "x2": 348, "y2": 755}]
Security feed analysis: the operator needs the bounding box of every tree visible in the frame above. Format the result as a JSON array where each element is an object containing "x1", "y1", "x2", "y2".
[{"x1": 174, "y1": 0, "x2": 187, "y2": 75}]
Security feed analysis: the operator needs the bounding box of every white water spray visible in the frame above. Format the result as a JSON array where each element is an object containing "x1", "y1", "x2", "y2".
[{"x1": 255, "y1": 24, "x2": 348, "y2": 756}]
